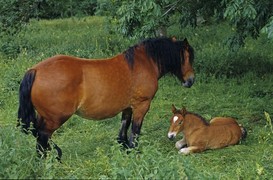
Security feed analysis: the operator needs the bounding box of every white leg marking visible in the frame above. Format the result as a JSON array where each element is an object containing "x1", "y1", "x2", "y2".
[
  {"x1": 175, "y1": 138, "x2": 186, "y2": 150},
  {"x1": 179, "y1": 147, "x2": 191, "y2": 155}
]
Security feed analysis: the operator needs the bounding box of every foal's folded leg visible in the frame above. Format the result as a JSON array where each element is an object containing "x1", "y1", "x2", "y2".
[
  {"x1": 178, "y1": 146, "x2": 205, "y2": 154},
  {"x1": 175, "y1": 137, "x2": 187, "y2": 150}
]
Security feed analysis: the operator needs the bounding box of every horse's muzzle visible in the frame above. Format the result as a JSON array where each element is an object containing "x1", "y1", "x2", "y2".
[{"x1": 182, "y1": 76, "x2": 195, "y2": 88}]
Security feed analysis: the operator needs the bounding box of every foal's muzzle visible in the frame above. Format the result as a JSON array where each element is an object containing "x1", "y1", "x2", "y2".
[
  {"x1": 168, "y1": 132, "x2": 176, "y2": 140},
  {"x1": 182, "y1": 76, "x2": 195, "y2": 88}
]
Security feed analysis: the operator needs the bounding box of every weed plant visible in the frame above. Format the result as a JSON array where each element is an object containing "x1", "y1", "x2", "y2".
[{"x1": 0, "y1": 16, "x2": 272, "y2": 179}]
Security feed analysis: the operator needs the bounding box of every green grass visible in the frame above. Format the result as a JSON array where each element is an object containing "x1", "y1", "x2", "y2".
[{"x1": 0, "y1": 16, "x2": 273, "y2": 179}]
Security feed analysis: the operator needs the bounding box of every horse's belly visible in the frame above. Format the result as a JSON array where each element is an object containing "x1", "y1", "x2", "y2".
[
  {"x1": 76, "y1": 88, "x2": 131, "y2": 120},
  {"x1": 77, "y1": 72, "x2": 132, "y2": 120},
  {"x1": 75, "y1": 103, "x2": 126, "y2": 120}
]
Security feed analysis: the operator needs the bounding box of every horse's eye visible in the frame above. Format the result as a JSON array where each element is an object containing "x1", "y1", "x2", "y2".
[{"x1": 178, "y1": 121, "x2": 183, "y2": 125}]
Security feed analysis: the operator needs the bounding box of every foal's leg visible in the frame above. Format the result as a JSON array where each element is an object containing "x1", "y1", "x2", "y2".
[
  {"x1": 175, "y1": 137, "x2": 187, "y2": 150},
  {"x1": 117, "y1": 108, "x2": 132, "y2": 148},
  {"x1": 179, "y1": 146, "x2": 206, "y2": 154}
]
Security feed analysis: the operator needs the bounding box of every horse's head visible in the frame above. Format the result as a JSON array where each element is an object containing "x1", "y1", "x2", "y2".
[
  {"x1": 176, "y1": 38, "x2": 195, "y2": 88},
  {"x1": 167, "y1": 104, "x2": 187, "y2": 140},
  {"x1": 135, "y1": 37, "x2": 195, "y2": 87}
]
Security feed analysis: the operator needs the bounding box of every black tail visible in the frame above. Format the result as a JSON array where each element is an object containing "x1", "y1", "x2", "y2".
[
  {"x1": 240, "y1": 125, "x2": 247, "y2": 140},
  {"x1": 17, "y1": 69, "x2": 37, "y2": 136}
]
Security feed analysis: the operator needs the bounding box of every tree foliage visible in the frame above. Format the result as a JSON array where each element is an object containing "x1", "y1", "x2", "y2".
[
  {"x1": 115, "y1": 0, "x2": 168, "y2": 37},
  {"x1": 223, "y1": 0, "x2": 273, "y2": 49},
  {"x1": 112, "y1": 0, "x2": 273, "y2": 49}
]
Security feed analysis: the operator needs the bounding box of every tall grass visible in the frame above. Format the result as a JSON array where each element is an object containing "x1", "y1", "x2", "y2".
[{"x1": 0, "y1": 16, "x2": 272, "y2": 179}]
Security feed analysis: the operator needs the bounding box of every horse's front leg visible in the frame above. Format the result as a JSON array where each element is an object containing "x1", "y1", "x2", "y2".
[
  {"x1": 128, "y1": 100, "x2": 151, "y2": 148},
  {"x1": 117, "y1": 108, "x2": 132, "y2": 148}
]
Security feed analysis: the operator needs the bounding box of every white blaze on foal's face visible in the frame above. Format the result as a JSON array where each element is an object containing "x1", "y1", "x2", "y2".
[
  {"x1": 168, "y1": 115, "x2": 180, "y2": 139},
  {"x1": 173, "y1": 116, "x2": 179, "y2": 123}
]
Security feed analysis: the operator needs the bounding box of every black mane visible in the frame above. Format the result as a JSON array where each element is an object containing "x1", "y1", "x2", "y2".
[{"x1": 123, "y1": 37, "x2": 194, "y2": 79}]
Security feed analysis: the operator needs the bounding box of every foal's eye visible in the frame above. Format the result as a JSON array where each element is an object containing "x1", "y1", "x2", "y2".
[{"x1": 178, "y1": 121, "x2": 183, "y2": 125}]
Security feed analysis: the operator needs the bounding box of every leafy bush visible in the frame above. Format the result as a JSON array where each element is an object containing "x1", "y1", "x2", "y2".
[
  {"x1": 33, "y1": 0, "x2": 97, "y2": 19},
  {"x1": 0, "y1": 0, "x2": 32, "y2": 35}
]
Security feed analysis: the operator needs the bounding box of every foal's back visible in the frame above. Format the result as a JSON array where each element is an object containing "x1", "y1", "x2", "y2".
[
  {"x1": 210, "y1": 117, "x2": 239, "y2": 125},
  {"x1": 204, "y1": 117, "x2": 242, "y2": 148}
]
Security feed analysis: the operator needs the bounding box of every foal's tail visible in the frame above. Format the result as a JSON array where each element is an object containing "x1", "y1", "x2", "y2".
[
  {"x1": 239, "y1": 124, "x2": 247, "y2": 140},
  {"x1": 17, "y1": 69, "x2": 37, "y2": 137}
]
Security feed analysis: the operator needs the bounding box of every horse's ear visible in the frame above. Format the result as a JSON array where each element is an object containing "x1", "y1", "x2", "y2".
[
  {"x1": 171, "y1": 104, "x2": 177, "y2": 113},
  {"x1": 180, "y1": 107, "x2": 187, "y2": 115},
  {"x1": 172, "y1": 36, "x2": 177, "y2": 42}
]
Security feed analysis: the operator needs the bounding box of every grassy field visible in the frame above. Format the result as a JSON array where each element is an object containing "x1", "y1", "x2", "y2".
[{"x1": 0, "y1": 16, "x2": 273, "y2": 179}]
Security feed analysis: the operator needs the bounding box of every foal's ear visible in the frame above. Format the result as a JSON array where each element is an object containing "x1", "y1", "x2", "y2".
[
  {"x1": 171, "y1": 104, "x2": 177, "y2": 113},
  {"x1": 180, "y1": 107, "x2": 187, "y2": 115}
]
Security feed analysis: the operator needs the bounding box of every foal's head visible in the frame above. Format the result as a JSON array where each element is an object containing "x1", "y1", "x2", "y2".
[
  {"x1": 167, "y1": 104, "x2": 209, "y2": 140},
  {"x1": 167, "y1": 104, "x2": 188, "y2": 140}
]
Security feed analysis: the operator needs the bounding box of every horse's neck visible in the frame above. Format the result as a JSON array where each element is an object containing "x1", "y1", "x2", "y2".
[
  {"x1": 132, "y1": 48, "x2": 161, "y2": 79},
  {"x1": 183, "y1": 114, "x2": 207, "y2": 135}
]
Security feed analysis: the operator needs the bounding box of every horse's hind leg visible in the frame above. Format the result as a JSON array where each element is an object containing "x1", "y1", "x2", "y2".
[
  {"x1": 36, "y1": 130, "x2": 51, "y2": 157},
  {"x1": 35, "y1": 116, "x2": 64, "y2": 160},
  {"x1": 36, "y1": 130, "x2": 63, "y2": 161},
  {"x1": 51, "y1": 141, "x2": 62, "y2": 161},
  {"x1": 117, "y1": 108, "x2": 132, "y2": 148}
]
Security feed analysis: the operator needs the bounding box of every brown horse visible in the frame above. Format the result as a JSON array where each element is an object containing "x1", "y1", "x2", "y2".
[
  {"x1": 18, "y1": 37, "x2": 195, "y2": 159},
  {"x1": 168, "y1": 105, "x2": 247, "y2": 154}
]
